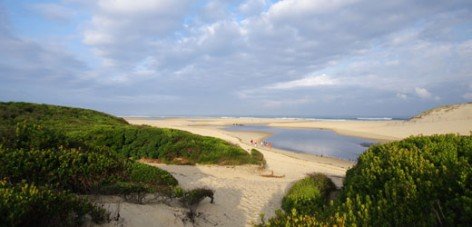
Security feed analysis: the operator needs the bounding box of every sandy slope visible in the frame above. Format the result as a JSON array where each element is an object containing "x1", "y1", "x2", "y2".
[
  {"x1": 270, "y1": 102, "x2": 472, "y2": 140},
  {"x1": 98, "y1": 103, "x2": 471, "y2": 226}
]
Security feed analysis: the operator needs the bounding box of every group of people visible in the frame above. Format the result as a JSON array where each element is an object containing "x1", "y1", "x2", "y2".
[{"x1": 250, "y1": 139, "x2": 272, "y2": 149}]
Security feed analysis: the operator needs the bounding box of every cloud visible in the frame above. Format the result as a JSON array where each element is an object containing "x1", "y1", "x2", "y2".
[
  {"x1": 2, "y1": 0, "x2": 472, "y2": 116},
  {"x1": 266, "y1": 74, "x2": 337, "y2": 90},
  {"x1": 396, "y1": 93, "x2": 408, "y2": 100},
  {"x1": 82, "y1": 0, "x2": 192, "y2": 70},
  {"x1": 239, "y1": 0, "x2": 267, "y2": 16},
  {"x1": 415, "y1": 87, "x2": 432, "y2": 99},
  {"x1": 463, "y1": 93, "x2": 472, "y2": 100}
]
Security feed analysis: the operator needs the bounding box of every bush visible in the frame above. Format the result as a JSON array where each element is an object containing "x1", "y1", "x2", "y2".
[
  {"x1": 0, "y1": 102, "x2": 265, "y2": 166},
  {"x1": 281, "y1": 173, "x2": 336, "y2": 215},
  {"x1": 337, "y1": 134, "x2": 472, "y2": 226},
  {"x1": 0, "y1": 180, "x2": 109, "y2": 226},
  {"x1": 127, "y1": 162, "x2": 178, "y2": 187},
  {"x1": 180, "y1": 188, "x2": 215, "y2": 207},
  {"x1": 75, "y1": 126, "x2": 265, "y2": 166},
  {"x1": 262, "y1": 134, "x2": 472, "y2": 226},
  {"x1": 0, "y1": 147, "x2": 128, "y2": 193},
  {"x1": 251, "y1": 149, "x2": 267, "y2": 168}
]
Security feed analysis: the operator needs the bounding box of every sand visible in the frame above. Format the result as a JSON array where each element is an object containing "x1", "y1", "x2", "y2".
[{"x1": 97, "y1": 103, "x2": 471, "y2": 226}]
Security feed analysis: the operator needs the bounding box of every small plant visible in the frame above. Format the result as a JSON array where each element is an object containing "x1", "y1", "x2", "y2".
[
  {"x1": 180, "y1": 188, "x2": 215, "y2": 223},
  {"x1": 281, "y1": 173, "x2": 336, "y2": 215},
  {"x1": 251, "y1": 149, "x2": 267, "y2": 168},
  {"x1": 180, "y1": 188, "x2": 214, "y2": 207}
]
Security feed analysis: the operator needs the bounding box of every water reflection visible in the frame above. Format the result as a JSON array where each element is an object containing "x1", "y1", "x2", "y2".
[{"x1": 225, "y1": 125, "x2": 375, "y2": 161}]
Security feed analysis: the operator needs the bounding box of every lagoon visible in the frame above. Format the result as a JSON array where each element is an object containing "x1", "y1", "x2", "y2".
[{"x1": 225, "y1": 125, "x2": 375, "y2": 161}]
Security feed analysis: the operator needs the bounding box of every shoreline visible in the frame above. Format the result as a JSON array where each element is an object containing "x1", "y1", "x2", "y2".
[{"x1": 121, "y1": 112, "x2": 471, "y2": 226}]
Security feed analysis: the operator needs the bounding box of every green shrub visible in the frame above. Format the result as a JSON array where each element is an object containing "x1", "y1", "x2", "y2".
[
  {"x1": 0, "y1": 102, "x2": 265, "y2": 166},
  {"x1": 0, "y1": 147, "x2": 128, "y2": 193},
  {"x1": 251, "y1": 149, "x2": 267, "y2": 168},
  {"x1": 75, "y1": 126, "x2": 264, "y2": 165},
  {"x1": 262, "y1": 134, "x2": 472, "y2": 226},
  {"x1": 127, "y1": 162, "x2": 178, "y2": 187},
  {"x1": 336, "y1": 134, "x2": 472, "y2": 226},
  {"x1": 0, "y1": 181, "x2": 109, "y2": 226},
  {"x1": 258, "y1": 209, "x2": 342, "y2": 227},
  {"x1": 281, "y1": 173, "x2": 336, "y2": 215},
  {"x1": 180, "y1": 188, "x2": 215, "y2": 207}
]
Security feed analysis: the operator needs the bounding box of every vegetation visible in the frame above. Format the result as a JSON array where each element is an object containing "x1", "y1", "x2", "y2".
[
  {"x1": 0, "y1": 180, "x2": 109, "y2": 226},
  {"x1": 281, "y1": 173, "x2": 336, "y2": 216},
  {"x1": 180, "y1": 188, "x2": 215, "y2": 223},
  {"x1": 0, "y1": 102, "x2": 260, "y2": 225},
  {"x1": 251, "y1": 149, "x2": 267, "y2": 168},
  {"x1": 260, "y1": 134, "x2": 472, "y2": 226},
  {"x1": 0, "y1": 102, "x2": 264, "y2": 165}
]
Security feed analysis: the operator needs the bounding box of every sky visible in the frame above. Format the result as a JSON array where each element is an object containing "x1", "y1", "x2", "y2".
[{"x1": 0, "y1": 0, "x2": 471, "y2": 117}]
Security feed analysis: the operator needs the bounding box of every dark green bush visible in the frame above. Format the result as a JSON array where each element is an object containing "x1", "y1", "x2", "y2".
[
  {"x1": 337, "y1": 134, "x2": 472, "y2": 226},
  {"x1": 251, "y1": 149, "x2": 266, "y2": 167},
  {"x1": 127, "y1": 162, "x2": 178, "y2": 187},
  {"x1": 261, "y1": 134, "x2": 472, "y2": 226},
  {"x1": 180, "y1": 188, "x2": 214, "y2": 207},
  {"x1": 281, "y1": 173, "x2": 336, "y2": 215},
  {"x1": 0, "y1": 102, "x2": 265, "y2": 166},
  {"x1": 75, "y1": 126, "x2": 264, "y2": 165},
  {"x1": 0, "y1": 180, "x2": 109, "y2": 226},
  {"x1": 0, "y1": 147, "x2": 128, "y2": 193}
]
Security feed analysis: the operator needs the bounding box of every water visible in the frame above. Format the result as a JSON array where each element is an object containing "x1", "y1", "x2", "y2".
[{"x1": 225, "y1": 125, "x2": 375, "y2": 161}]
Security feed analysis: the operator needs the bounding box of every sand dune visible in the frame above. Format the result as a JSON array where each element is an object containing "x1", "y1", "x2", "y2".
[
  {"x1": 270, "y1": 102, "x2": 472, "y2": 140},
  {"x1": 108, "y1": 103, "x2": 471, "y2": 226}
]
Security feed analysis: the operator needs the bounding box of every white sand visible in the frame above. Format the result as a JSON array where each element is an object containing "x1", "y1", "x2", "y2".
[{"x1": 98, "y1": 103, "x2": 471, "y2": 226}]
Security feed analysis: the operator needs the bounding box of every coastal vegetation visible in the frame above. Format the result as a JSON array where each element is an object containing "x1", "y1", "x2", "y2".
[
  {"x1": 0, "y1": 102, "x2": 264, "y2": 165},
  {"x1": 281, "y1": 173, "x2": 336, "y2": 216},
  {"x1": 0, "y1": 102, "x2": 262, "y2": 225},
  {"x1": 260, "y1": 134, "x2": 472, "y2": 226}
]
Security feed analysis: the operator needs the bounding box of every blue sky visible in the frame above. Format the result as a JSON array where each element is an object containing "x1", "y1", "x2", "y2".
[{"x1": 1, "y1": 0, "x2": 471, "y2": 117}]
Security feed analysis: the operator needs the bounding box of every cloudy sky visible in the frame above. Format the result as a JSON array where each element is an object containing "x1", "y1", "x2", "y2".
[{"x1": 1, "y1": 0, "x2": 471, "y2": 117}]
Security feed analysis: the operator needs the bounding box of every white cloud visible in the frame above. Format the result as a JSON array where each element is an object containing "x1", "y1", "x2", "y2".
[
  {"x1": 463, "y1": 93, "x2": 472, "y2": 100},
  {"x1": 267, "y1": 74, "x2": 337, "y2": 90},
  {"x1": 414, "y1": 87, "x2": 440, "y2": 100},
  {"x1": 415, "y1": 87, "x2": 432, "y2": 99},
  {"x1": 396, "y1": 93, "x2": 408, "y2": 99},
  {"x1": 239, "y1": 0, "x2": 267, "y2": 16},
  {"x1": 2, "y1": 0, "x2": 472, "y2": 116},
  {"x1": 82, "y1": 0, "x2": 191, "y2": 70}
]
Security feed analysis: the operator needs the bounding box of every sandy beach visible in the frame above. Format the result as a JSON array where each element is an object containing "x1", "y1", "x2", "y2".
[{"x1": 104, "y1": 103, "x2": 471, "y2": 226}]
